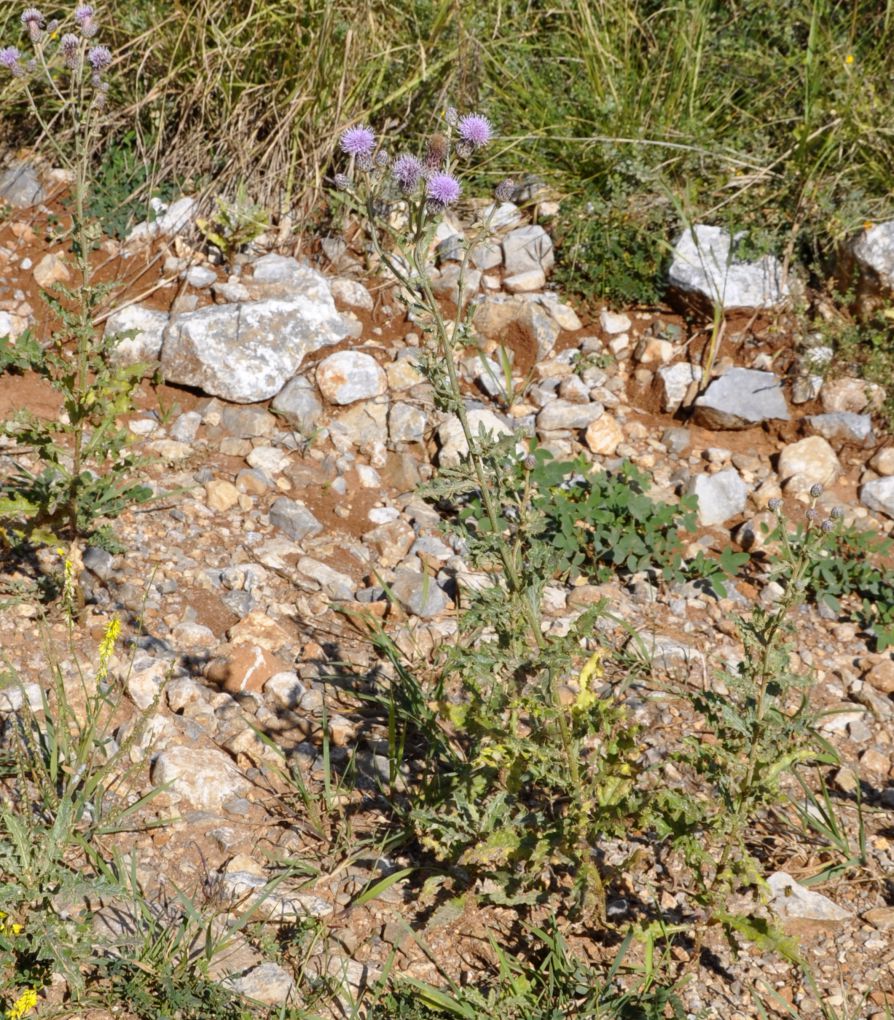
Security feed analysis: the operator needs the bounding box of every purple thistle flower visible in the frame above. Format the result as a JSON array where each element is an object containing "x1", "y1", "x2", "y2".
[
  {"x1": 87, "y1": 44, "x2": 111, "y2": 70},
  {"x1": 60, "y1": 32, "x2": 79, "y2": 67},
  {"x1": 21, "y1": 7, "x2": 44, "y2": 41},
  {"x1": 339, "y1": 125, "x2": 375, "y2": 159},
  {"x1": 426, "y1": 172, "x2": 461, "y2": 210},
  {"x1": 75, "y1": 4, "x2": 98, "y2": 37},
  {"x1": 0, "y1": 46, "x2": 24, "y2": 76},
  {"x1": 458, "y1": 113, "x2": 491, "y2": 150},
  {"x1": 392, "y1": 153, "x2": 423, "y2": 193}
]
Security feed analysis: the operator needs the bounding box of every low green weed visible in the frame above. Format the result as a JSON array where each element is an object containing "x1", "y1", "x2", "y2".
[
  {"x1": 0, "y1": 613, "x2": 162, "y2": 1003},
  {"x1": 768, "y1": 510, "x2": 894, "y2": 650},
  {"x1": 195, "y1": 183, "x2": 269, "y2": 266},
  {"x1": 84, "y1": 128, "x2": 177, "y2": 240},
  {"x1": 371, "y1": 921, "x2": 685, "y2": 1020}
]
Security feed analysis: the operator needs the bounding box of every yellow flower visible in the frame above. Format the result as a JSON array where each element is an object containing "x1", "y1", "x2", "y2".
[
  {"x1": 6, "y1": 989, "x2": 38, "y2": 1019},
  {"x1": 97, "y1": 616, "x2": 121, "y2": 682},
  {"x1": 864, "y1": 221, "x2": 874, "y2": 231},
  {"x1": 845, "y1": 53, "x2": 855, "y2": 64}
]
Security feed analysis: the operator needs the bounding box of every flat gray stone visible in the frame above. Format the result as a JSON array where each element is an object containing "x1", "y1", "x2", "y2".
[
  {"x1": 437, "y1": 409, "x2": 513, "y2": 466},
  {"x1": 389, "y1": 401, "x2": 427, "y2": 443},
  {"x1": 668, "y1": 225, "x2": 789, "y2": 311},
  {"x1": 693, "y1": 368, "x2": 789, "y2": 429},
  {"x1": 161, "y1": 282, "x2": 347, "y2": 402},
  {"x1": 316, "y1": 351, "x2": 386, "y2": 405},
  {"x1": 391, "y1": 570, "x2": 449, "y2": 618},
  {"x1": 861, "y1": 476, "x2": 894, "y2": 518},
  {"x1": 688, "y1": 468, "x2": 749, "y2": 526},
  {"x1": 272, "y1": 376, "x2": 322, "y2": 432},
  {"x1": 517, "y1": 301, "x2": 560, "y2": 360},
  {"x1": 186, "y1": 264, "x2": 217, "y2": 289},
  {"x1": 767, "y1": 871, "x2": 851, "y2": 922},
  {"x1": 657, "y1": 363, "x2": 700, "y2": 414},
  {"x1": 219, "y1": 405, "x2": 276, "y2": 438},
  {"x1": 329, "y1": 277, "x2": 373, "y2": 310},
  {"x1": 269, "y1": 498, "x2": 323, "y2": 541},
  {"x1": 263, "y1": 672, "x2": 306, "y2": 710},
  {"x1": 536, "y1": 399, "x2": 604, "y2": 432},
  {"x1": 502, "y1": 224, "x2": 555, "y2": 275},
  {"x1": 224, "y1": 961, "x2": 295, "y2": 1005},
  {"x1": 104, "y1": 304, "x2": 169, "y2": 366},
  {"x1": 805, "y1": 412, "x2": 874, "y2": 446},
  {"x1": 852, "y1": 221, "x2": 894, "y2": 289},
  {"x1": 296, "y1": 557, "x2": 356, "y2": 600},
  {"x1": 0, "y1": 162, "x2": 45, "y2": 208},
  {"x1": 151, "y1": 746, "x2": 250, "y2": 813}
]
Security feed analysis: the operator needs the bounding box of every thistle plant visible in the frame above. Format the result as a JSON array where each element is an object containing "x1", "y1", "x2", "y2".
[
  {"x1": 656, "y1": 485, "x2": 843, "y2": 961},
  {"x1": 0, "y1": 6, "x2": 151, "y2": 577},
  {"x1": 333, "y1": 115, "x2": 645, "y2": 919}
]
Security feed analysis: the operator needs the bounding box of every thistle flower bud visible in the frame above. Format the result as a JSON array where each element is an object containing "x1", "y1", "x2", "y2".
[
  {"x1": 494, "y1": 178, "x2": 515, "y2": 203},
  {"x1": 333, "y1": 172, "x2": 351, "y2": 191},
  {"x1": 806, "y1": 507, "x2": 820, "y2": 522},
  {"x1": 21, "y1": 8, "x2": 45, "y2": 43},
  {"x1": 375, "y1": 149, "x2": 390, "y2": 168},
  {"x1": 768, "y1": 497, "x2": 783, "y2": 512},
  {"x1": 821, "y1": 519, "x2": 835, "y2": 533},
  {"x1": 0, "y1": 46, "x2": 24, "y2": 76},
  {"x1": 356, "y1": 152, "x2": 374, "y2": 172},
  {"x1": 87, "y1": 44, "x2": 111, "y2": 71},
  {"x1": 424, "y1": 132, "x2": 448, "y2": 171},
  {"x1": 75, "y1": 4, "x2": 98, "y2": 37},
  {"x1": 60, "y1": 32, "x2": 79, "y2": 67},
  {"x1": 523, "y1": 454, "x2": 537, "y2": 471},
  {"x1": 809, "y1": 482, "x2": 824, "y2": 498},
  {"x1": 830, "y1": 506, "x2": 844, "y2": 519},
  {"x1": 47, "y1": 18, "x2": 58, "y2": 31},
  {"x1": 445, "y1": 106, "x2": 458, "y2": 127}
]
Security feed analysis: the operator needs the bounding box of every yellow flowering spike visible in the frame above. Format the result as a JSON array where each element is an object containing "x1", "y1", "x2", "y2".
[
  {"x1": 573, "y1": 651, "x2": 604, "y2": 716},
  {"x1": 6, "y1": 989, "x2": 38, "y2": 1019},
  {"x1": 96, "y1": 616, "x2": 121, "y2": 682}
]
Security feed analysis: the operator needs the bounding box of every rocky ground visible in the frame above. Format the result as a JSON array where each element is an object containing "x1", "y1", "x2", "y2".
[{"x1": 1, "y1": 161, "x2": 894, "y2": 1018}]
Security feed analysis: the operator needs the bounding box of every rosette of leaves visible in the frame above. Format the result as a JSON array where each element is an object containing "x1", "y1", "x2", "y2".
[{"x1": 195, "y1": 184, "x2": 269, "y2": 264}]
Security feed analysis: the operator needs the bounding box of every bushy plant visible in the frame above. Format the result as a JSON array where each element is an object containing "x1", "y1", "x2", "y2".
[
  {"x1": 654, "y1": 490, "x2": 846, "y2": 961},
  {"x1": 0, "y1": 6, "x2": 152, "y2": 571}
]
